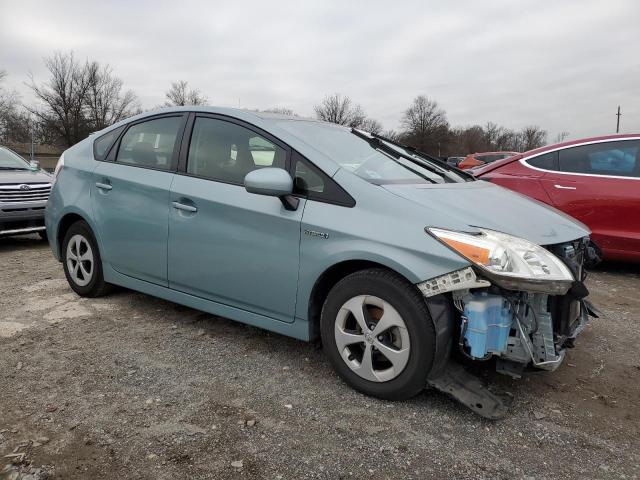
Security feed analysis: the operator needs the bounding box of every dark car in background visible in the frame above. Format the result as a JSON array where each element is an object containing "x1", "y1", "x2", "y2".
[
  {"x1": 0, "y1": 145, "x2": 52, "y2": 239},
  {"x1": 458, "y1": 151, "x2": 518, "y2": 170},
  {"x1": 445, "y1": 156, "x2": 466, "y2": 167},
  {"x1": 474, "y1": 134, "x2": 640, "y2": 262}
]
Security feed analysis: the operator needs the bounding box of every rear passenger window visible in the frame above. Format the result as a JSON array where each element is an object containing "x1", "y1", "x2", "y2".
[
  {"x1": 558, "y1": 141, "x2": 639, "y2": 177},
  {"x1": 94, "y1": 126, "x2": 124, "y2": 161},
  {"x1": 187, "y1": 117, "x2": 287, "y2": 184},
  {"x1": 527, "y1": 152, "x2": 557, "y2": 170},
  {"x1": 116, "y1": 117, "x2": 183, "y2": 170}
]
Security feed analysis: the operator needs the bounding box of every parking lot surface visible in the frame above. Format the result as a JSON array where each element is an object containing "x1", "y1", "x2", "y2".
[{"x1": 1, "y1": 236, "x2": 639, "y2": 479}]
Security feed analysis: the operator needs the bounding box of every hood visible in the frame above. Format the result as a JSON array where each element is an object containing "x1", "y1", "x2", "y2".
[
  {"x1": 0, "y1": 169, "x2": 53, "y2": 185},
  {"x1": 383, "y1": 180, "x2": 590, "y2": 246}
]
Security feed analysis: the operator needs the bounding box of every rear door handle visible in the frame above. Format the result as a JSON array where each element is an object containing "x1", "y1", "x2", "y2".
[
  {"x1": 172, "y1": 201, "x2": 197, "y2": 213},
  {"x1": 95, "y1": 182, "x2": 112, "y2": 190},
  {"x1": 554, "y1": 184, "x2": 576, "y2": 190}
]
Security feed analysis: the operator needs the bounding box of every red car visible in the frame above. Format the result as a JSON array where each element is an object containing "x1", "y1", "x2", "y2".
[
  {"x1": 474, "y1": 134, "x2": 640, "y2": 262},
  {"x1": 458, "y1": 151, "x2": 518, "y2": 170}
]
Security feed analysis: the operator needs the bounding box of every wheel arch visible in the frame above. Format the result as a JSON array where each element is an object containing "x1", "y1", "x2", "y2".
[
  {"x1": 55, "y1": 210, "x2": 100, "y2": 260},
  {"x1": 307, "y1": 259, "x2": 417, "y2": 340}
]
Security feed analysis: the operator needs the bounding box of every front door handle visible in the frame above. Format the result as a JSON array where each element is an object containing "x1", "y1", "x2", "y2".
[
  {"x1": 95, "y1": 182, "x2": 112, "y2": 191},
  {"x1": 554, "y1": 184, "x2": 576, "y2": 190},
  {"x1": 172, "y1": 201, "x2": 197, "y2": 213}
]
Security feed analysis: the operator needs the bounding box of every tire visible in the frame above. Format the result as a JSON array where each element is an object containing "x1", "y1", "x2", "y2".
[
  {"x1": 584, "y1": 240, "x2": 603, "y2": 269},
  {"x1": 320, "y1": 268, "x2": 436, "y2": 400},
  {"x1": 38, "y1": 230, "x2": 48, "y2": 241},
  {"x1": 61, "y1": 220, "x2": 111, "y2": 297}
]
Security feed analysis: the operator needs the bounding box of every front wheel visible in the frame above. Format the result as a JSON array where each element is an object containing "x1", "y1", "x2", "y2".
[
  {"x1": 320, "y1": 268, "x2": 436, "y2": 400},
  {"x1": 62, "y1": 221, "x2": 111, "y2": 297}
]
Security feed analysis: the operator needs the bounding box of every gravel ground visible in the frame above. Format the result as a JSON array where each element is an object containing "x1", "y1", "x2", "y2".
[{"x1": 1, "y1": 235, "x2": 639, "y2": 479}]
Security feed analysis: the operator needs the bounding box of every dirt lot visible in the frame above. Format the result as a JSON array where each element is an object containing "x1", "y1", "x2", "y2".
[{"x1": 1, "y1": 236, "x2": 639, "y2": 479}]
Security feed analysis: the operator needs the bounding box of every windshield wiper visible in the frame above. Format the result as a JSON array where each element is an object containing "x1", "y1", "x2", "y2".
[
  {"x1": 350, "y1": 129, "x2": 439, "y2": 184},
  {"x1": 369, "y1": 132, "x2": 476, "y2": 182},
  {"x1": 0, "y1": 166, "x2": 29, "y2": 170}
]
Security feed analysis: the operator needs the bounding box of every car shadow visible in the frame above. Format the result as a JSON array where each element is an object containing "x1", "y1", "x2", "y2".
[
  {"x1": 0, "y1": 234, "x2": 49, "y2": 252},
  {"x1": 588, "y1": 260, "x2": 640, "y2": 275}
]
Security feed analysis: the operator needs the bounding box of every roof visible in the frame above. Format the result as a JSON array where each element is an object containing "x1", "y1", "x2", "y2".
[{"x1": 96, "y1": 106, "x2": 343, "y2": 176}]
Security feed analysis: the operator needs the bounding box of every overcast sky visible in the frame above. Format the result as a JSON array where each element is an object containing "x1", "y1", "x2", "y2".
[{"x1": 1, "y1": 0, "x2": 639, "y2": 139}]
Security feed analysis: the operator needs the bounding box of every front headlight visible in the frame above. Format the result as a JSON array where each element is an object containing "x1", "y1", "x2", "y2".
[{"x1": 427, "y1": 227, "x2": 574, "y2": 295}]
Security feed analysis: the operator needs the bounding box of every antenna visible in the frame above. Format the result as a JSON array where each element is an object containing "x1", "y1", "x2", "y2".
[{"x1": 616, "y1": 106, "x2": 622, "y2": 133}]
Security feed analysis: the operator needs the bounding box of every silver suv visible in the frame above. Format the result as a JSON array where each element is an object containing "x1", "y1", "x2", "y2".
[{"x1": 0, "y1": 145, "x2": 53, "y2": 239}]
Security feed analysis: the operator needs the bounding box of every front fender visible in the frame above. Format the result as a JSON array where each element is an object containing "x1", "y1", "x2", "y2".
[{"x1": 295, "y1": 233, "x2": 469, "y2": 321}]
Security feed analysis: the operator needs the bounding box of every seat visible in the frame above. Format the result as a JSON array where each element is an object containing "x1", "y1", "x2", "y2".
[
  {"x1": 130, "y1": 142, "x2": 157, "y2": 167},
  {"x1": 192, "y1": 135, "x2": 232, "y2": 180}
]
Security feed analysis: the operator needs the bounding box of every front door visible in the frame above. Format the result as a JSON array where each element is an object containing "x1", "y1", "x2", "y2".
[
  {"x1": 91, "y1": 114, "x2": 186, "y2": 285},
  {"x1": 168, "y1": 115, "x2": 304, "y2": 322}
]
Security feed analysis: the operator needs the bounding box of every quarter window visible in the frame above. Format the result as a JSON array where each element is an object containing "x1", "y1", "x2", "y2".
[
  {"x1": 527, "y1": 152, "x2": 557, "y2": 170},
  {"x1": 291, "y1": 152, "x2": 355, "y2": 207},
  {"x1": 116, "y1": 117, "x2": 183, "y2": 170},
  {"x1": 94, "y1": 126, "x2": 124, "y2": 161},
  {"x1": 294, "y1": 157, "x2": 326, "y2": 194},
  {"x1": 187, "y1": 117, "x2": 287, "y2": 184},
  {"x1": 558, "y1": 141, "x2": 639, "y2": 177}
]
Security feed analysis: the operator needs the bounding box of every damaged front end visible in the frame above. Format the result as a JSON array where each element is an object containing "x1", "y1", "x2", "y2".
[{"x1": 418, "y1": 234, "x2": 598, "y2": 419}]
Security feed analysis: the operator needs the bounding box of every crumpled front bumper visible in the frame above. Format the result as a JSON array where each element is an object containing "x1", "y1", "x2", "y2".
[{"x1": 420, "y1": 238, "x2": 598, "y2": 418}]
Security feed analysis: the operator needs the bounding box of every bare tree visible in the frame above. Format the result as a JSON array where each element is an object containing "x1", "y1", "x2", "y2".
[
  {"x1": 359, "y1": 117, "x2": 383, "y2": 134},
  {"x1": 382, "y1": 129, "x2": 400, "y2": 141},
  {"x1": 400, "y1": 95, "x2": 449, "y2": 152},
  {"x1": 554, "y1": 131, "x2": 570, "y2": 143},
  {"x1": 493, "y1": 129, "x2": 517, "y2": 151},
  {"x1": 0, "y1": 70, "x2": 27, "y2": 143},
  {"x1": 263, "y1": 107, "x2": 296, "y2": 116},
  {"x1": 165, "y1": 80, "x2": 208, "y2": 106},
  {"x1": 458, "y1": 125, "x2": 487, "y2": 153},
  {"x1": 27, "y1": 52, "x2": 93, "y2": 147},
  {"x1": 85, "y1": 62, "x2": 140, "y2": 131},
  {"x1": 483, "y1": 121, "x2": 507, "y2": 151},
  {"x1": 0, "y1": 70, "x2": 11, "y2": 115},
  {"x1": 521, "y1": 125, "x2": 547, "y2": 151},
  {"x1": 314, "y1": 93, "x2": 366, "y2": 128}
]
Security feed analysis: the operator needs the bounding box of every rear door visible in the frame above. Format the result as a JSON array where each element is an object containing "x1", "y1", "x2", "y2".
[
  {"x1": 539, "y1": 140, "x2": 640, "y2": 257},
  {"x1": 167, "y1": 114, "x2": 304, "y2": 323},
  {"x1": 92, "y1": 114, "x2": 187, "y2": 285}
]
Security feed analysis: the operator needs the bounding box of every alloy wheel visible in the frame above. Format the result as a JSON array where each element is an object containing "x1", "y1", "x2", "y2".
[
  {"x1": 334, "y1": 295, "x2": 411, "y2": 382},
  {"x1": 66, "y1": 234, "x2": 94, "y2": 287}
]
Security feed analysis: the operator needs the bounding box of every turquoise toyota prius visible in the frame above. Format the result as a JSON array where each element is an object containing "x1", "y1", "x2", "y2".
[{"x1": 45, "y1": 107, "x2": 598, "y2": 417}]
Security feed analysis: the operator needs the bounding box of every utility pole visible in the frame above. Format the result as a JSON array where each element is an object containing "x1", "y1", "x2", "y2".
[{"x1": 616, "y1": 105, "x2": 622, "y2": 133}]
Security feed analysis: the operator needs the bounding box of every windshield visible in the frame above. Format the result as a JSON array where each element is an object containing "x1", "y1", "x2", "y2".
[
  {"x1": 276, "y1": 121, "x2": 471, "y2": 184},
  {"x1": 0, "y1": 147, "x2": 29, "y2": 170}
]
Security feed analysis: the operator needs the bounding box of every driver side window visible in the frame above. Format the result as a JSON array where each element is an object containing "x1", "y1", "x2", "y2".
[{"x1": 187, "y1": 117, "x2": 287, "y2": 184}]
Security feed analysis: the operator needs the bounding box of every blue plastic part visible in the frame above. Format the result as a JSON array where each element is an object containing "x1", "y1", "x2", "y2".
[{"x1": 462, "y1": 293, "x2": 512, "y2": 359}]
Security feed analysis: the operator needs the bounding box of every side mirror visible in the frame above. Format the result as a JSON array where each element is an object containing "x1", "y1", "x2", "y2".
[
  {"x1": 29, "y1": 160, "x2": 40, "y2": 171},
  {"x1": 244, "y1": 168, "x2": 298, "y2": 211}
]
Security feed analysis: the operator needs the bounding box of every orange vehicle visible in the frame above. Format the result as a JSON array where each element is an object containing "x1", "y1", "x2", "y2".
[{"x1": 458, "y1": 151, "x2": 518, "y2": 170}]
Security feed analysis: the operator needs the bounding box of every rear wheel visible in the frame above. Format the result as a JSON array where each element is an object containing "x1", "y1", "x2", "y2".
[
  {"x1": 62, "y1": 221, "x2": 111, "y2": 297},
  {"x1": 38, "y1": 230, "x2": 48, "y2": 241},
  {"x1": 320, "y1": 268, "x2": 436, "y2": 400}
]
